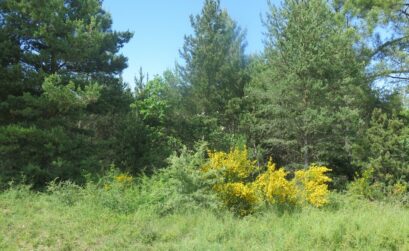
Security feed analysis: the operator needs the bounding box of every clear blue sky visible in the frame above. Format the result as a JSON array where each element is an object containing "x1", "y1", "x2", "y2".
[{"x1": 102, "y1": 0, "x2": 277, "y2": 85}]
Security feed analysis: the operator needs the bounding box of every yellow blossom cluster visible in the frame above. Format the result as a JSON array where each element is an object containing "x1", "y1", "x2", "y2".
[
  {"x1": 214, "y1": 182, "x2": 259, "y2": 216},
  {"x1": 293, "y1": 165, "x2": 332, "y2": 207},
  {"x1": 115, "y1": 173, "x2": 133, "y2": 184},
  {"x1": 202, "y1": 149, "x2": 332, "y2": 214},
  {"x1": 254, "y1": 160, "x2": 297, "y2": 204},
  {"x1": 202, "y1": 148, "x2": 259, "y2": 215},
  {"x1": 202, "y1": 148, "x2": 257, "y2": 181},
  {"x1": 104, "y1": 173, "x2": 134, "y2": 191}
]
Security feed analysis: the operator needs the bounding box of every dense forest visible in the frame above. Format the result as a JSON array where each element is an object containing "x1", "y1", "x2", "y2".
[
  {"x1": 0, "y1": 0, "x2": 409, "y2": 249},
  {"x1": 1, "y1": 0, "x2": 408, "y2": 191}
]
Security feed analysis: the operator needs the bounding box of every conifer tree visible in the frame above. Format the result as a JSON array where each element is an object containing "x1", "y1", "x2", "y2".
[
  {"x1": 245, "y1": 0, "x2": 372, "y2": 177},
  {"x1": 0, "y1": 0, "x2": 132, "y2": 187},
  {"x1": 179, "y1": 0, "x2": 248, "y2": 118}
]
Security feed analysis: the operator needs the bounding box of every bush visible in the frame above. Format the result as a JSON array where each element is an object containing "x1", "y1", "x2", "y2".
[
  {"x1": 348, "y1": 167, "x2": 409, "y2": 206},
  {"x1": 254, "y1": 161, "x2": 298, "y2": 206},
  {"x1": 30, "y1": 145, "x2": 334, "y2": 217},
  {"x1": 214, "y1": 182, "x2": 259, "y2": 216},
  {"x1": 293, "y1": 165, "x2": 332, "y2": 207},
  {"x1": 202, "y1": 149, "x2": 333, "y2": 216},
  {"x1": 135, "y1": 143, "x2": 221, "y2": 215},
  {"x1": 46, "y1": 180, "x2": 83, "y2": 206},
  {"x1": 202, "y1": 148, "x2": 260, "y2": 216}
]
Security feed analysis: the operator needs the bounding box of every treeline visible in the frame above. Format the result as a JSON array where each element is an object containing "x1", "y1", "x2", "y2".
[{"x1": 0, "y1": 0, "x2": 408, "y2": 192}]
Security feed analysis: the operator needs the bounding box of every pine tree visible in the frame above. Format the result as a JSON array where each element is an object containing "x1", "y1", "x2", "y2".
[
  {"x1": 245, "y1": 0, "x2": 372, "y2": 177},
  {"x1": 179, "y1": 0, "x2": 248, "y2": 118},
  {"x1": 353, "y1": 108, "x2": 409, "y2": 185},
  {"x1": 336, "y1": 0, "x2": 409, "y2": 87},
  {"x1": 0, "y1": 0, "x2": 132, "y2": 187}
]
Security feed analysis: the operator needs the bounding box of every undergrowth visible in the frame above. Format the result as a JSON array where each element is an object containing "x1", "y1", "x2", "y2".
[{"x1": 0, "y1": 146, "x2": 407, "y2": 250}]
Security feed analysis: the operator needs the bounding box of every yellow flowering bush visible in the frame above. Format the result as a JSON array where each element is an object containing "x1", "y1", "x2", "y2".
[
  {"x1": 202, "y1": 148, "x2": 333, "y2": 214},
  {"x1": 293, "y1": 165, "x2": 332, "y2": 207},
  {"x1": 214, "y1": 182, "x2": 259, "y2": 216},
  {"x1": 254, "y1": 160, "x2": 297, "y2": 204},
  {"x1": 202, "y1": 148, "x2": 259, "y2": 215},
  {"x1": 202, "y1": 148, "x2": 257, "y2": 181}
]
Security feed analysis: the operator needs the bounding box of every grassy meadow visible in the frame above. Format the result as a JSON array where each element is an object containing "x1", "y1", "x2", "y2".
[{"x1": 0, "y1": 184, "x2": 408, "y2": 251}]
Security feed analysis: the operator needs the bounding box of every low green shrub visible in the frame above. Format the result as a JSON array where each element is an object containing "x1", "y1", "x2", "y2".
[
  {"x1": 135, "y1": 143, "x2": 221, "y2": 215},
  {"x1": 348, "y1": 167, "x2": 409, "y2": 207}
]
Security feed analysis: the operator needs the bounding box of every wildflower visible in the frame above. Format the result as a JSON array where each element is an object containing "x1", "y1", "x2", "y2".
[
  {"x1": 392, "y1": 182, "x2": 407, "y2": 195},
  {"x1": 115, "y1": 173, "x2": 133, "y2": 184},
  {"x1": 103, "y1": 183, "x2": 111, "y2": 191}
]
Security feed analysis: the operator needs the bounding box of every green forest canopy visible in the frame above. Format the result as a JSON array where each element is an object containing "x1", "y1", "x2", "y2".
[{"x1": 0, "y1": 0, "x2": 408, "y2": 189}]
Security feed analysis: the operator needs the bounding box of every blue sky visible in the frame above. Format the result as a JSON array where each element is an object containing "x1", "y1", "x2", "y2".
[{"x1": 102, "y1": 0, "x2": 276, "y2": 85}]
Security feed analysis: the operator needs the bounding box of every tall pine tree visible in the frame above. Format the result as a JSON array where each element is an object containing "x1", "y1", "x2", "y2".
[
  {"x1": 179, "y1": 0, "x2": 248, "y2": 121},
  {"x1": 0, "y1": 0, "x2": 132, "y2": 187},
  {"x1": 245, "y1": 0, "x2": 373, "y2": 177}
]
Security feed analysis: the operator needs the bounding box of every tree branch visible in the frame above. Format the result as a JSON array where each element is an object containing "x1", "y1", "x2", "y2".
[
  {"x1": 386, "y1": 75, "x2": 409, "y2": 80},
  {"x1": 368, "y1": 70, "x2": 409, "y2": 81},
  {"x1": 370, "y1": 36, "x2": 409, "y2": 59}
]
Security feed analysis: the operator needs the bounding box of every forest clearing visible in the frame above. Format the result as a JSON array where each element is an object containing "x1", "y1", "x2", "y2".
[{"x1": 1, "y1": 0, "x2": 408, "y2": 250}]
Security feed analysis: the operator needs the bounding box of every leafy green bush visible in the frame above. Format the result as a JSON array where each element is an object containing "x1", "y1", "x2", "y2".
[
  {"x1": 52, "y1": 144, "x2": 221, "y2": 215},
  {"x1": 46, "y1": 180, "x2": 83, "y2": 206},
  {"x1": 135, "y1": 143, "x2": 221, "y2": 215},
  {"x1": 348, "y1": 167, "x2": 409, "y2": 206}
]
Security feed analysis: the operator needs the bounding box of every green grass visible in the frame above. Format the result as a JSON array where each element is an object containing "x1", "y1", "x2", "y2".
[{"x1": 0, "y1": 186, "x2": 408, "y2": 251}]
